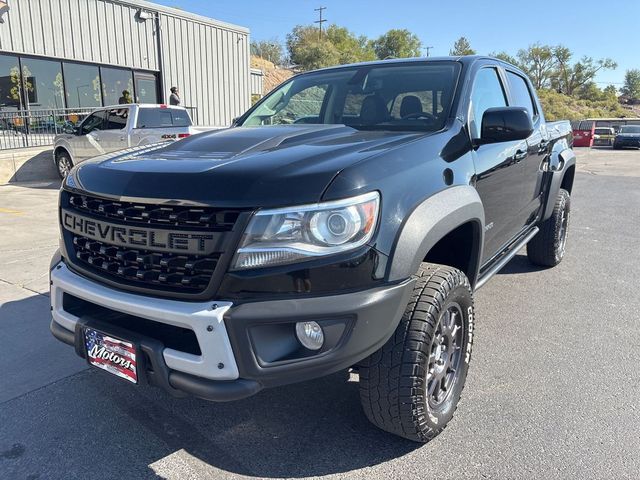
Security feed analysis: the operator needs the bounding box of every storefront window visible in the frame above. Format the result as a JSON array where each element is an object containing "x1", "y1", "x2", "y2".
[
  {"x1": 101, "y1": 67, "x2": 134, "y2": 106},
  {"x1": 63, "y1": 62, "x2": 101, "y2": 109},
  {"x1": 0, "y1": 54, "x2": 22, "y2": 110},
  {"x1": 21, "y1": 58, "x2": 65, "y2": 110}
]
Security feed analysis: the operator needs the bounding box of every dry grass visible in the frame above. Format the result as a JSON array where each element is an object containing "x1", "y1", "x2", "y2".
[{"x1": 251, "y1": 56, "x2": 295, "y2": 95}]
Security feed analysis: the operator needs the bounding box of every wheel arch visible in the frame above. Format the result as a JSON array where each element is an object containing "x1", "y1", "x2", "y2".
[
  {"x1": 54, "y1": 145, "x2": 73, "y2": 162},
  {"x1": 543, "y1": 146, "x2": 576, "y2": 220},
  {"x1": 387, "y1": 186, "x2": 485, "y2": 288}
]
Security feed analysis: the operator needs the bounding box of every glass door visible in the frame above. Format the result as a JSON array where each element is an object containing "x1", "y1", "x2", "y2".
[{"x1": 133, "y1": 72, "x2": 159, "y2": 104}]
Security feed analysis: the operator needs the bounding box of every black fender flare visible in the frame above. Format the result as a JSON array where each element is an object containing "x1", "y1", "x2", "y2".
[
  {"x1": 387, "y1": 185, "x2": 485, "y2": 287},
  {"x1": 543, "y1": 146, "x2": 576, "y2": 220}
]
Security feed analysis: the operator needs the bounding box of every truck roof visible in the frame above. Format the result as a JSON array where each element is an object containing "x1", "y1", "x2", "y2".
[{"x1": 297, "y1": 55, "x2": 525, "y2": 76}]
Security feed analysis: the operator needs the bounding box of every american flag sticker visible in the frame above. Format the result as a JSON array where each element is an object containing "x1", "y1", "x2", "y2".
[{"x1": 84, "y1": 328, "x2": 138, "y2": 384}]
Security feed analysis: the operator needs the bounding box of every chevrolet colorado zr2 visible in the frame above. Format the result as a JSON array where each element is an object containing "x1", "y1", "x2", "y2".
[{"x1": 50, "y1": 56, "x2": 575, "y2": 442}]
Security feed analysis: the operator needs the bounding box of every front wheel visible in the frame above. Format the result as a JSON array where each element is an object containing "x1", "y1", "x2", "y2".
[
  {"x1": 359, "y1": 263, "x2": 474, "y2": 442},
  {"x1": 55, "y1": 150, "x2": 73, "y2": 180}
]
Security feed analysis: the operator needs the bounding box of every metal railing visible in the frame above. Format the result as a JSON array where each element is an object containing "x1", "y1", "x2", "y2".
[
  {"x1": 0, "y1": 105, "x2": 201, "y2": 151},
  {"x1": 0, "y1": 107, "x2": 94, "y2": 150}
]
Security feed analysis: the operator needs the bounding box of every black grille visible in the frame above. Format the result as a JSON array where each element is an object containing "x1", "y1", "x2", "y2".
[
  {"x1": 72, "y1": 234, "x2": 220, "y2": 291},
  {"x1": 66, "y1": 192, "x2": 240, "y2": 231},
  {"x1": 61, "y1": 191, "x2": 243, "y2": 295}
]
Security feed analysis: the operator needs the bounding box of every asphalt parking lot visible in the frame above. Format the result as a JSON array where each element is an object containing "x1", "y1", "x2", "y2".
[{"x1": 1, "y1": 147, "x2": 639, "y2": 479}]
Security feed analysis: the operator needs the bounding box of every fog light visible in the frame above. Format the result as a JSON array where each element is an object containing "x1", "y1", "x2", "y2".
[{"x1": 295, "y1": 321, "x2": 324, "y2": 351}]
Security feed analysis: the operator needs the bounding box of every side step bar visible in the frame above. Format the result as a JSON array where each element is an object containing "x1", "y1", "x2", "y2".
[{"x1": 475, "y1": 227, "x2": 539, "y2": 290}]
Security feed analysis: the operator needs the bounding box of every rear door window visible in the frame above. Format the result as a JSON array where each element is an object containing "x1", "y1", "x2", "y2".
[{"x1": 136, "y1": 108, "x2": 192, "y2": 128}]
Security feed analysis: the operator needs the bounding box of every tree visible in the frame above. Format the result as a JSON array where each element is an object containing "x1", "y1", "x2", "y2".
[
  {"x1": 603, "y1": 84, "x2": 618, "y2": 98},
  {"x1": 371, "y1": 29, "x2": 422, "y2": 59},
  {"x1": 450, "y1": 37, "x2": 475, "y2": 56},
  {"x1": 287, "y1": 25, "x2": 339, "y2": 70},
  {"x1": 552, "y1": 49, "x2": 617, "y2": 97},
  {"x1": 287, "y1": 24, "x2": 375, "y2": 70},
  {"x1": 516, "y1": 43, "x2": 556, "y2": 90},
  {"x1": 490, "y1": 51, "x2": 519, "y2": 66},
  {"x1": 325, "y1": 25, "x2": 376, "y2": 65},
  {"x1": 621, "y1": 69, "x2": 640, "y2": 100},
  {"x1": 251, "y1": 39, "x2": 284, "y2": 66}
]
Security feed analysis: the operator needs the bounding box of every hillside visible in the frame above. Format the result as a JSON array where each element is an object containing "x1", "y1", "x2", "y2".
[
  {"x1": 537, "y1": 89, "x2": 638, "y2": 121},
  {"x1": 251, "y1": 56, "x2": 294, "y2": 96}
]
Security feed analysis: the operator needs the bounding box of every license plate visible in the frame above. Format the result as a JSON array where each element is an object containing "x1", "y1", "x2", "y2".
[{"x1": 84, "y1": 328, "x2": 138, "y2": 384}]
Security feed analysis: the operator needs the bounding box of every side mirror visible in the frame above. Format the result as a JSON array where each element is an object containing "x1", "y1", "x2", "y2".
[
  {"x1": 479, "y1": 107, "x2": 533, "y2": 144},
  {"x1": 62, "y1": 124, "x2": 78, "y2": 135}
]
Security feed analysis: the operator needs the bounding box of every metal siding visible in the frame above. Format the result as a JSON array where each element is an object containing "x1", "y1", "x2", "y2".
[
  {"x1": 0, "y1": 0, "x2": 250, "y2": 126},
  {"x1": 0, "y1": 0, "x2": 158, "y2": 70},
  {"x1": 250, "y1": 69, "x2": 264, "y2": 96}
]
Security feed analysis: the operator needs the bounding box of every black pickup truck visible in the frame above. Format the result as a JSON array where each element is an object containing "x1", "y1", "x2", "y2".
[{"x1": 50, "y1": 56, "x2": 575, "y2": 442}]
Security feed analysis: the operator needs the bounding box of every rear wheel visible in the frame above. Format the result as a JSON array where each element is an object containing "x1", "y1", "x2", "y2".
[
  {"x1": 55, "y1": 150, "x2": 73, "y2": 180},
  {"x1": 527, "y1": 189, "x2": 570, "y2": 267},
  {"x1": 359, "y1": 263, "x2": 474, "y2": 442}
]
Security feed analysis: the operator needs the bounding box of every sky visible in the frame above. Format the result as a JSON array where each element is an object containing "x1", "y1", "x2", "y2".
[{"x1": 155, "y1": 0, "x2": 640, "y2": 87}]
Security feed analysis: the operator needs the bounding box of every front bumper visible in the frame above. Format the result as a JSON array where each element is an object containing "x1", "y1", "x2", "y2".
[
  {"x1": 51, "y1": 260, "x2": 413, "y2": 401},
  {"x1": 614, "y1": 137, "x2": 640, "y2": 148}
]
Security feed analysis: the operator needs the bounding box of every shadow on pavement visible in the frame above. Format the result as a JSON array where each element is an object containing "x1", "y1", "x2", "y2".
[
  {"x1": 0, "y1": 293, "x2": 420, "y2": 479},
  {"x1": 497, "y1": 253, "x2": 547, "y2": 275}
]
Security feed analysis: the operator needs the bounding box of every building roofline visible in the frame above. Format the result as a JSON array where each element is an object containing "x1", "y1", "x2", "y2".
[{"x1": 113, "y1": 0, "x2": 250, "y2": 34}]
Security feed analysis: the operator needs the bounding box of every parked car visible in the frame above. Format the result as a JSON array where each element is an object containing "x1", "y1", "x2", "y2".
[
  {"x1": 613, "y1": 125, "x2": 640, "y2": 149},
  {"x1": 50, "y1": 56, "x2": 575, "y2": 442},
  {"x1": 53, "y1": 104, "x2": 200, "y2": 179},
  {"x1": 593, "y1": 127, "x2": 615, "y2": 146},
  {"x1": 571, "y1": 120, "x2": 595, "y2": 147}
]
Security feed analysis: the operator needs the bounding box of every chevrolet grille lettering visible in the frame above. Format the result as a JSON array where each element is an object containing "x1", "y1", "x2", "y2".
[{"x1": 61, "y1": 209, "x2": 217, "y2": 255}]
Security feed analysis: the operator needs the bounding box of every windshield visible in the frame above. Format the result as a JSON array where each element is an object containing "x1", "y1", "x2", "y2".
[
  {"x1": 241, "y1": 62, "x2": 461, "y2": 132},
  {"x1": 620, "y1": 125, "x2": 640, "y2": 134}
]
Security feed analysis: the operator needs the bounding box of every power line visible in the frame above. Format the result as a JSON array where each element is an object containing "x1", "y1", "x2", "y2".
[{"x1": 314, "y1": 6, "x2": 326, "y2": 40}]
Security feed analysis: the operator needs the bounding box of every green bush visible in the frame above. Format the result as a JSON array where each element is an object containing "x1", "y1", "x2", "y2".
[{"x1": 537, "y1": 89, "x2": 632, "y2": 121}]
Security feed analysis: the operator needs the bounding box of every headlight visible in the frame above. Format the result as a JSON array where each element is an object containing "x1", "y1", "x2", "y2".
[{"x1": 232, "y1": 191, "x2": 380, "y2": 270}]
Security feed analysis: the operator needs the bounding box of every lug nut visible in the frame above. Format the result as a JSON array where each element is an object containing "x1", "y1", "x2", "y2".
[
  {"x1": 207, "y1": 325, "x2": 214, "y2": 332},
  {"x1": 217, "y1": 363, "x2": 224, "y2": 369}
]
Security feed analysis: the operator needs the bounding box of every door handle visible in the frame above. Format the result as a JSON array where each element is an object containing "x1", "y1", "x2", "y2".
[{"x1": 514, "y1": 149, "x2": 528, "y2": 161}]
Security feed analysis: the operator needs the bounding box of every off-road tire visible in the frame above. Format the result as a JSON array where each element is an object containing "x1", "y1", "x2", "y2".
[
  {"x1": 55, "y1": 150, "x2": 73, "y2": 180},
  {"x1": 359, "y1": 263, "x2": 474, "y2": 442},
  {"x1": 527, "y1": 189, "x2": 570, "y2": 267}
]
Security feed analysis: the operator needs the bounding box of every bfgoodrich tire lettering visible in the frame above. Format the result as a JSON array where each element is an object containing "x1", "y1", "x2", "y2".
[
  {"x1": 527, "y1": 188, "x2": 570, "y2": 267},
  {"x1": 358, "y1": 263, "x2": 474, "y2": 442}
]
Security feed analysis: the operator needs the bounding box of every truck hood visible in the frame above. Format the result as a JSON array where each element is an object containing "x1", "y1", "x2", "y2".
[{"x1": 73, "y1": 125, "x2": 424, "y2": 207}]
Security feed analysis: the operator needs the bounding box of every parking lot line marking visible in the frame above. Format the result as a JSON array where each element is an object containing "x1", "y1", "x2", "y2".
[{"x1": 0, "y1": 207, "x2": 24, "y2": 215}]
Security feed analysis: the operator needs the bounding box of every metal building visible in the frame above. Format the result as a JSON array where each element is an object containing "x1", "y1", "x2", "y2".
[{"x1": 0, "y1": 0, "x2": 250, "y2": 127}]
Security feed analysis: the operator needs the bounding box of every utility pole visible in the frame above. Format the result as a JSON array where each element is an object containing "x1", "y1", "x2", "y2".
[
  {"x1": 425, "y1": 46, "x2": 434, "y2": 57},
  {"x1": 314, "y1": 6, "x2": 326, "y2": 40}
]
